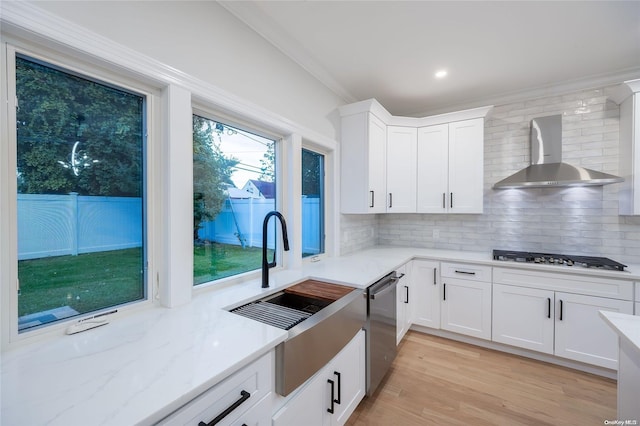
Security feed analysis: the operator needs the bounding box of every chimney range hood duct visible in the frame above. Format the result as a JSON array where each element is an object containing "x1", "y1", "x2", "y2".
[{"x1": 493, "y1": 115, "x2": 623, "y2": 189}]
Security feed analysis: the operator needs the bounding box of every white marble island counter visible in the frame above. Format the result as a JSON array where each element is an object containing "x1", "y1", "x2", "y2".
[
  {"x1": 600, "y1": 311, "x2": 640, "y2": 422},
  {"x1": 2, "y1": 246, "x2": 639, "y2": 425}
]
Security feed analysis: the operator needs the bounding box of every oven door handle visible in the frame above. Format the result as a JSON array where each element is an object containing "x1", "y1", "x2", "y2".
[{"x1": 369, "y1": 279, "x2": 398, "y2": 300}]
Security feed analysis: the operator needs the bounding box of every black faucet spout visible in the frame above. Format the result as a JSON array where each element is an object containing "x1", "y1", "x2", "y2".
[{"x1": 262, "y1": 211, "x2": 290, "y2": 288}]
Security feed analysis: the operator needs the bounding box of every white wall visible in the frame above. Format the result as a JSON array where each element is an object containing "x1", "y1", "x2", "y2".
[
  {"x1": 31, "y1": 1, "x2": 344, "y2": 140},
  {"x1": 373, "y1": 86, "x2": 640, "y2": 265}
]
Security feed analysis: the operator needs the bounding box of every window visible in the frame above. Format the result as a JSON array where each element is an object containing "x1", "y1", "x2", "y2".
[
  {"x1": 193, "y1": 115, "x2": 277, "y2": 285},
  {"x1": 302, "y1": 148, "x2": 325, "y2": 257},
  {"x1": 15, "y1": 55, "x2": 146, "y2": 331}
]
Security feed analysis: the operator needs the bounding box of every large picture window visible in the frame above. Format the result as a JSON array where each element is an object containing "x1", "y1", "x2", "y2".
[
  {"x1": 15, "y1": 55, "x2": 146, "y2": 331},
  {"x1": 193, "y1": 115, "x2": 277, "y2": 285}
]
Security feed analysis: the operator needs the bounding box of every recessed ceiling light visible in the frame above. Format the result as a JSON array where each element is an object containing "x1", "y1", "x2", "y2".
[{"x1": 435, "y1": 70, "x2": 448, "y2": 78}]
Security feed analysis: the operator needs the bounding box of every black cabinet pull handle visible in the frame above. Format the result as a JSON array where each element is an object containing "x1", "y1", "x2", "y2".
[
  {"x1": 389, "y1": 193, "x2": 393, "y2": 208},
  {"x1": 450, "y1": 192, "x2": 453, "y2": 208},
  {"x1": 455, "y1": 270, "x2": 476, "y2": 275},
  {"x1": 404, "y1": 285, "x2": 409, "y2": 303},
  {"x1": 327, "y1": 379, "x2": 335, "y2": 414},
  {"x1": 547, "y1": 298, "x2": 551, "y2": 319},
  {"x1": 443, "y1": 283, "x2": 446, "y2": 301},
  {"x1": 198, "y1": 390, "x2": 250, "y2": 426},
  {"x1": 442, "y1": 193, "x2": 446, "y2": 209},
  {"x1": 370, "y1": 190, "x2": 374, "y2": 208},
  {"x1": 334, "y1": 371, "x2": 341, "y2": 404},
  {"x1": 433, "y1": 268, "x2": 437, "y2": 285},
  {"x1": 559, "y1": 300, "x2": 563, "y2": 321}
]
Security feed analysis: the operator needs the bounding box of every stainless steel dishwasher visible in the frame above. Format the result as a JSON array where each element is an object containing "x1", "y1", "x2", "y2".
[{"x1": 365, "y1": 271, "x2": 399, "y2": 396}]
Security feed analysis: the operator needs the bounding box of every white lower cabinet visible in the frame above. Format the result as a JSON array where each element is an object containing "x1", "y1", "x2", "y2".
[
  {"x1": 493, "y1": 268, "x2": 634, "y2": 370},
  {"x1": 411, "y1": 260, "x2": 440, "y2": 329},
  {"x1": 158, "y1": 351, "x2": 273, "y2": 426},
  {"x1": 492, "y1": 284, "x2": 554, "y2": 354},
  {"x1": 440, "y1": 263, "x2": 492, "y2": 340},
  {"x1": 396, "y1": 264, "x2": 412, "y2": 344},
  {"x1": 272, "y1": 330, "x2": 365, "y2": 426},
  {"x1": 554, "y1": 292, "x2": 633, "y2": 369}
]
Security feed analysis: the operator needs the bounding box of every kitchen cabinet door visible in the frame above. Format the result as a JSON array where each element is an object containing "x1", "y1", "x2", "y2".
[
  {"x1": 329, "y1": 330, "x2": 366, "y2": 426},
  {"x1": 554, "y1": 293, "x2": 633, "y2": 369},
  {"x1": 411, "y1": 260, "x2": 440, "y2": 329},
  {"x1": 272, "y1": 330, "x2": 365, "y2": 426},
  {"x1": 386, "y1": 126, "x2": 417, "y2": 213},
  {"x1": 441, "y1": 277, "x2": 492, "y2": 340},
  {"x1": 492, "y1": 284, "x2": 554, "y2": 354},
  {"x1": 340, "y1": 112, "x2": 387, "y2": 213},
  {"x1": 416, "y1": 124, "x2": 448, "y2": 213},
  {"x1": 396, "y1": 264, "x2": 412, "y2": 344},
  {"x1": 447, "y1": 118, "x2": 484, "y2": 214}
]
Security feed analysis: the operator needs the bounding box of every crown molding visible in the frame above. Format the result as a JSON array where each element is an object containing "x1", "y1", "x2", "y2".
[
  {"x1": 410, "y1": 67, "x2": 640, "y2": 117},
  {"x1": 0, "y1": 0, "x2": 337, "y2": 149},
  {"x1": 218, "y1": 0, "x2": 358, "y2": 105}
]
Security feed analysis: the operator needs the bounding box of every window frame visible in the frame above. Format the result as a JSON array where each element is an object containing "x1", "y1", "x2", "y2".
[
  {"x1": 301, "y1": 147, "x2": 326, "y2": 259},
  {"x1": 191, "y1": 105, "x2": 287, "y2": 291},
  {"x1": 2, "y1": 42, "x2": 160, "y2": 346}
]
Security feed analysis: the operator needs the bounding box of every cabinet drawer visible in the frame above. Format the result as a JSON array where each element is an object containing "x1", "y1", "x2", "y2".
[
  {"x1": 493, "y1": 267, "x2": 633, "y2": 300},
  {"x1": 158, "y1": 351, "x2": 273, "y2": 426},
  {"x1": 441, "y1": 262, "x2": 491, "y2": 282}
]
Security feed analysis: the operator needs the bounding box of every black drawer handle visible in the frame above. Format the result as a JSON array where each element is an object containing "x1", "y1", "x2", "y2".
[
  {"x1": 198, "y1": 390, "x2": 250, "y2": 426},
  {"x1": 443, "y1": 283, "x2": 446, "y2": 301},
  {"x1": 433, "y1": 268, "x2": 437, "y2": 285},
  {"x1": 370, "y1": 190, "x2": 374, "y2": 208},
  {"x1": 450, "y1": 192, "x2": 453, "y2": 209},
  {"x1": 442, "y1": 193, "x2": 446, "y2": 209},
  {"x1": 404, "y1": 285, "x2": 409, "y2": 304},
  {"x1": 334, "y1": 371, "x2": 341, "y2": 404},
  {"x1": 327, "y1": 379, "x2": 335, "y2": 414},
  {"x1": 547, "y1": 298, "x2": 551, "y2": 319},
  {"x1": 455, "y1": 270, "x2": 476, "y2": 275},
  {"x1": 559, "y1": 300, "x2": 563, "y2": 321},
  {"x1": 389, "y1": 193, "x2": 393, "y2": 208}
]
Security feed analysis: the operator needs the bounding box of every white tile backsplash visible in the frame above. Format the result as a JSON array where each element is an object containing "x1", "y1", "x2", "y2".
[{"x1": 341, "y1": 85, "x2": 640, "y2": 265}]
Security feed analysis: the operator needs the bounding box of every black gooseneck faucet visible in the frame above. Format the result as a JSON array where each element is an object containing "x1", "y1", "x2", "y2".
[{"x1": 262, "y1": 211, "x2": 290, "y2": 288}]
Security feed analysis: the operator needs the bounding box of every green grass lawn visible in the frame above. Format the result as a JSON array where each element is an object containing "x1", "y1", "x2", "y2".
[
  {"x1": 18, "y1": 247, "x2": 144, "y2": 317},
  {"x1": 194, "y1": 242, "x2": 273, "y2": 285},
  {"x1": 18, "y1": 243, "x2": 273, "y2": 316}
]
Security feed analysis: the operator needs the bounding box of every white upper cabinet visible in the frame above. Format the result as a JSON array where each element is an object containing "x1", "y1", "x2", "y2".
[
  {"x1": 447, "y1": 119, "x2": 484, "y2": 213},
  {"x1": 339, "y1": 99, "x2": 491, "y2": 215},
  {"x1": 417, "y1": 118, "x2": 484, "y2": 213},
  {"x1": 417, "y1": 124, "x2": 449, "y2": 212},
  {"x1": 340, "y1": 111, "x2": 387, "y2": 213},
  {"x1": 387, "y1": 126, "x2": 417, "y2": 213},
  {"x1": 609, "y1": 79, "x2": 640, "y2": 215}
]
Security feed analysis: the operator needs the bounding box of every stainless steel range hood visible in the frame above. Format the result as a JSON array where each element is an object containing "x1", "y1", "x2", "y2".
[{"x1": 493, "y1": 115, "x2": 623, "y2": 189}]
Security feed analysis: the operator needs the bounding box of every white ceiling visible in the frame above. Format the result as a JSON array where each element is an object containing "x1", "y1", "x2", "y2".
[{"x1": 220, "y1": 1, "x2": 640, "y2": 116}]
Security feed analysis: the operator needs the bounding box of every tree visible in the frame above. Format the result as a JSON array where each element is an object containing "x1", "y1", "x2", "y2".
[
  {"x1": 302, "y1": 149, "x2": 322, "y2": 196},
  {"x1": 16, "y1": 56, "x2": 143, "y2": 197},
  {"x1": 193, "y1": 116, "x2": 238, "y2": 240},
  {"x1": 259, "y1": 143, "x2": 275, "y2": 182}
]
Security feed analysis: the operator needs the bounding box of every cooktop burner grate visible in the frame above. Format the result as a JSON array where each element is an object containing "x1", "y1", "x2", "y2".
[{"x1": 492, "y1": 249, "x2": 627, "y2": 271}]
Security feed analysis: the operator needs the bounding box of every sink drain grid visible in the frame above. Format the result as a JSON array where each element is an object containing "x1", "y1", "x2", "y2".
[{"x1": 230, "y1": 301, "x2": 312, "y2": 330}]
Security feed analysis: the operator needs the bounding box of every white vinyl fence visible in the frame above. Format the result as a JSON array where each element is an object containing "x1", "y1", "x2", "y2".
[
  {"x1": 18, "y1": 194, "x2": 322, "y2": 260},
  {"x1": 198, "y1": 197, "x2": 322, "y2": 254}
]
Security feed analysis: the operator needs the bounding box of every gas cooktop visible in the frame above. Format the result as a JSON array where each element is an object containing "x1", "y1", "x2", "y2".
[{"x1": 492, "y1": 249, "x2": 627, "y2": 272}]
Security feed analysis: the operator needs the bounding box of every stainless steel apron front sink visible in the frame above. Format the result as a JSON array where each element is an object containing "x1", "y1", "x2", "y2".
[{"x1": 229, "y1": 281, "x2": 366, "y2": 396}]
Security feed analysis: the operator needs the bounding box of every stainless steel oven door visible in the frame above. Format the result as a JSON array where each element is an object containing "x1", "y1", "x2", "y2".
[{"x1": 366, "y1": 272, "x2": 398, "y2": 396}]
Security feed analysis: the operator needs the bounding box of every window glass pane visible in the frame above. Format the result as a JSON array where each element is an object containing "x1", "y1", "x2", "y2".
[
  {"x1": 193, "y1": 115, "x2": 276, "y2": 285},
  {"x1": 302, "y1": 149, "x2": 325, "y2": 257},
  {"x1": 16, "y1": 55, "x2": 146, "y2": 331}
]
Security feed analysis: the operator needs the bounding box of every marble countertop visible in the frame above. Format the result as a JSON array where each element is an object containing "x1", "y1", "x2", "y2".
[
  {"x1": 2, "y1": 246, "x2": 639, "y2": 425},
  {"x1": 600, "y1": 311, "x2": 640, "y2": 357}
]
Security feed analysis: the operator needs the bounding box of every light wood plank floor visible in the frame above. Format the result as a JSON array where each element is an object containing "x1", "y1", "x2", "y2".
[{"x1": 346, "y1": 331, "x2": 616, "y2": 426}]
